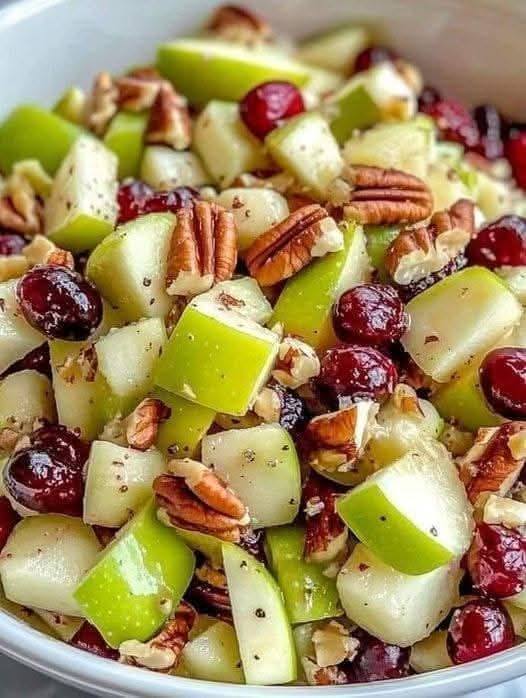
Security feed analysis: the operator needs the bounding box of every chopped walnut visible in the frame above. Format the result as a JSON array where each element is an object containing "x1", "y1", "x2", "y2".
[
  {"x1": 483, "y1": 494, "x2": 526, "y2": 529},
  {"x1": 125, "y1": 398, "x2": 171, "y2": 451},
  {"x1": 303, "y1": 472, "x2": 347, "y2": 564},
  {"x1": 115, "y1": 74, "x2": 160, "y2": 112},
  {"x1": 312, "y1": 621, "x2": 360, "y2": 668},
  {"x1": 85, "y1": 71, "x2": 119, "y2": 136},
  {"x1": 253, "y1": 385, "x2": 282, "y2": 423},
  {"x1": 0, "y1": 170, "x2": 44, "y2": 236},
  {"x1": 56, "y1": 344, "x2": 98, "y2": 384},
  {"x1": 272, "y1": 336, "x2": 321, "y2": 389},
  {"x1": 206, "y1": 4, "x2": 273, "y2": 46},
  {"x1": 21, "y1": 234, "x2": 74, "y2": 270},
  {"x1": 302, "y1": 658, "x2": 349, "y2": 686},
  {"x1": 146, "y1": 82, "x2": 192, "y2": 151},
  {"x1": 391, "y1": 383, "x2": 424, "y2": 417}
]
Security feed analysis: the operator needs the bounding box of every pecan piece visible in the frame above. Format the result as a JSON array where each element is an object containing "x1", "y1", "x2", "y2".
[
  {"x1": 125, "y1": 398, "x2": 171, "y2": 451},
  {"x1": 312, "y1": 621, "x2": 360, "y2": 668},
  {"x1": 119, "y1": 601, "x2": 196, "y2": 672},
  {"x1": 56, "y1": 344, "x2": 98, "y2": 384},
  {"x1": 206, "y1": 4, "x2": 272, "y2": 46},
  {"x1": 303, "y1": 472, "x2": 347, "y2": 564},
  {"x1": 146, "y1": 82, "x2": 192, "y2": 151},
  {"x1": 245, "y1": 204, "x2": 343, "y2": 286},
  {"x1": 187, "y1": 562, "x2": 232, "y2": 622},
  {"x1": 85, "y1": 71, "x2": 119, "y2": 136},
  {"x1": 166, "y1": 201, "x2": 237, "y2": 297},
  {"x1": 272, "y1": 336, "x2": 321, "y2": 389},
  {"x1": 459, "y1": 422, "x2": 526, "y2": 504},
  {"x1": 23, "y1": 234, "x2": 74, "y2": 269},
  {"x1": 327, "y1": 165, "x2": 433, "y2": 226},
  {"x1": 0, "y1": 168, "x2": 44, "y2": 236},
  {"x1": 303, "y1": 659, "x2": 350, "y2": 686},
  {"x1": 115, "y1": 74, "x2": 160, "y2": 112}
]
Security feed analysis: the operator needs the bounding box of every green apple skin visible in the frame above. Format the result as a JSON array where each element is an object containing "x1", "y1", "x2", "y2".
[
  {"x1": 74, "y1": 500, "x2": 195, "y2": 648},
  {"x1": 104, "y1": 111, "x2": 148, "y2": 180},
  {"x1": 157, "y1": 39, "x2": 310, "y2": 106},
  {"x1": 265, "y1": 526, "x2": 342, "y2": 624},
  {"x1": 154, "y1": 298, "x2": 279, "y2": 416},
  {"x1": 272, "y1": 222, "x2": 370, "y2": 350},
  {"x1": 402, "y1": 267, "x2": 522, "y2": 383},
  {"x1": 296, "y1": 24, "x2": 369, "y2": 73},
  {"x1": 327, "y1": 82, "x2": 381, "y2": 145},
  {"x1": 222, "y1": 542, "x2": 297, "y2": 685},
  {"x1": 0, "y1": 105, "x2": 81, "y2": 175},
  {"x1": 153, "y1": 388, "x2": 216, "y2": 459},
  {"x1": 365, "y1": 225, "x2": 400, "y2": 279},
  {"x1": 183, "y1": 617, "x2": 245, "y2": 683},
  {"x1": 168, "y1": 525, "x2": 224, "y2": 570},
  {"x1": 53, "y1": 86, "x2": 86, "y2": 125},
  {"x1": 0, "y1": 279, "x2": 45, "y2": 376}
]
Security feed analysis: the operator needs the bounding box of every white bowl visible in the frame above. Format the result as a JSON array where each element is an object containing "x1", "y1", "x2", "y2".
[{"x1": 0, "y1": 0, "x2": 525, "y2": 695}]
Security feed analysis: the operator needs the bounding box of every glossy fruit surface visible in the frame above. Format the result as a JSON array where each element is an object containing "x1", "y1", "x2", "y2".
[
  {"x1": 467, "y1": 522, "x2": 526, "y2": 598},
  {"x1": 0, "y1": 342, "x2": 51, "y2": 379},
  {"x1": 272, "y1": 382, "x2": 309, "y2": 432},
  {"x1": 4, "y1": 425, "x2": 89, "y2": 516},
  {"x1": 117, "y1": 179, "x2": 198, "y2": 223},
  {"x1": 333, "y1": 284, "x2": 408, "y2": 346},
  {"x1": 70, "y1": 622, "x2": 119, "y2": 660},
  {"x1": 353, "y1": 46, "x2": 397, "y2": 74},
  {"x1": 0, "y1": 232, "x2": 26, "y2": 256},
  {"x1": 479, "y1": 347, "x2": 526, "y2": 419},
  {"x1": 505, "y1": 126, "x2": 526, "y2": 190},
  {"x1": 348, "y1": 628, "x2": 411, "y2": 682},
  {"x1": 421, "y1": 99, "x2": 479, "y2": 149},
  {"x1": 447, "y1": 598, "x2": 515, "y2": 665},
  {"x1": 239, "y1": 81, "x2": 305, "y2": 140},
  {"x1": 0, "y1": 497, "x2": 20, "y2": 551},
  {"x1": 17, "y1": 266, "x2": 102, "y2": 341},
  {"x1": 466, "y1": 215, "x2": 526, "y2": 269},
  {"x1": 472, "y1": 104, "x2": 506, "y2": 160}
]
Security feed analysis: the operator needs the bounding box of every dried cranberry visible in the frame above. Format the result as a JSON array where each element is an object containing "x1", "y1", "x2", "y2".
[
  {"x1": 480, "y1": 347, "x2": 526, "y2": 420},
  {"x1": 466, "y1": 215, "x2": 526, "y2": 269},
  {"x1": 0, "y1": 343, "x2": 51, "y2": 380},
  {"x1": 347, "y1": 629, "x2": 411, "y2": 682},
  {"x1": 447, "y1": 598, "x2": 515, "y2": 664},
  {"x1": 353, "y1": 46, "x2": 397, "y2": 74},
  {"x1": 0, "y1": 232, "x2": 26, "y2": 256},
  {"x1": 421, "y1": 99, "x2": 479, "y2": 149},
  {"x1": 396, "y1": 254, "x2": 467, "y2": 302},
  {"x1": 316, "y1": 344, "x2": 397, "y2": 407},
  {"x1": 70, "y1": 622, "x2": 119, "y2": 660},
  {"x1": 505, "y1": 126, "x2": 526, "y2": 190},
  {"x1": 117, "y1": 180, "x2": 198, "y2": 223},
  {"x1": 17, "y1": 265, "x2": 102, "y2": 341},
  {"x1": 239, "y1": 81, "x2": 305, "y2": 140},
  {"x1": 186, "y1": 576, "x2": 232, "y2": 623},
  {"x1": 418, "y1": 85, "x2": 442, "y2": 111},
  {"x1": 333, "y1": 284, "x2": 408, "y2": 346},
  {"x1": 74, "y1": 251, "x2": 90, "y2": 276},
  {"x1": 0, "y1": 497, "x2": 20, "y2": 551},
  {"x1": 239, "y1": 527, "x2": 266, "y2": 561},
  {"x1": 472, "y1": 104, "x2": 507, "y2": 161},
  {"x1": 467, "y1": 522, "x2": 526, "y2": 598},
  {"x1": 3, "y1": 424, "x2": 89, "y2": 516},
  {"x1": 273, "y1": 382, "x2": 309, "y2": 432}
]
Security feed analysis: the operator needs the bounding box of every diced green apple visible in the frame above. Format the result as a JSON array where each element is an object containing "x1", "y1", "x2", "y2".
[
  {"x1": 166, "y1": 525, "x2": 224, "y2": 570},
  {"x1": 157, "y1": 39, "x2": 310, "y2": 105},
  {"x1": 182, "y1": 617, "x2": 244, "y2": 683},
  {"x1": 477, "y1": 171, "x2": 513, "y2": 220},
  {"x1": 0, "y1": 279, "x2": 45, "y2": 375},
  {"x1": 104, "y1": 111, "x2": 148, "y2": 180},
  {"x1": 337, "y1": 441, "x2": 473, "y2": 575},
  {"x1": 141, "y1": 146, "x2": 211, "y2": 189},
  {"x1": 74, "y1": 500, "x2": 195, "y2": 647},
  {"x1": 410, "y1": 630, "x2": 453, "y2": 673},
  {"x1": 53, "y1": 86, "x2": 86, "y2": 125},
  {"x1": 0, "y1": 105, "x2": 81, "y2": 174},
  {"x1": 33, "y1": 609, "x2": 83, "y2": 642},
  {"x1": 365, "y1": 225, "x2": 400, "y2": 278},
  {"x1": 44, "y1": 136, "x2": 118, "y2": 252},
  {"x1": 154, "y1": 295, "x2": 280, "y2": 415},
  {"x1": 401, "y1": 267, "x2": 522, "y2": 383},
  {"x1": 153, "y1": 388, "x2": 215, "y2": 458},
  {"x1": 265, "y1": 112, "x2": 343, "y2": 200},
  {"x1": 337, "y1": 544, "x2": 461, "y2": 646},
  {"x1": 199, "y1": 276, "x2": 273, "y2": 325},
  {"x1": 86, "y1": 213, "x2": 175, "y2": 322},
  {"x1": 272, "y1": 222, "x2": 370, "y2": 350},
  {"x1": 265, "y1": 526, "x2": 342, "y2": 624},
  {"x1": 193, "y1": 101, "x2": 270, "y2": 188},
  {"x1": 83, "y1": 441, "x2": 166, "y2": 528},
  {"x1": 222, "y1": 542, "x2": 296, "y2": 685},
  {"x1": 201, "y1": 424, "x2": 301, "y2": 528},
  {"x1": 0, "y1": 515, "x2": 101, "y2": 615},
  {"x1": 425, "y1": 160, "x2": 472, "y2": 212},
  {"x1": 0, "y1": 370, "x2": 56, "y2": 439},
  {"x1": 296, "y1": 24, "x2": 369, "y2": 73}
]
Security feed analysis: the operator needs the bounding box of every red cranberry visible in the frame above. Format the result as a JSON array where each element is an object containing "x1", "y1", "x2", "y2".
[
  {"x1": 347, "y1": 629, "x2": 411, "y2": 682},
  {"x1": 333, "y1": 284, "x2": 409, "y2": 346},
  {"x1": 4, "y1": 425, "x2": 89, "y2": 516},
  {"x1": 0, "y1": 497, "x2": 20, "y2": 551},
  {"x1": 353, "y1": 46, "x2": 397, "y2": 74},
  {"x1": 418, "y1": 85, "x2": 442, "y2": 111},
  {"x1": 506, "y1": 126, "x2": 526, "y2": 190},
  {"x1": 472, "y1": 104, "x2": 506, "y2": 161},
  {"x1": 17, "y1": 265, "x2": 102, "y2": 341},
  {"x1": 467, "y1": 522, "x2": 526, "y2": 598},
  {"x1": 187, "y1": 577, "x2": 232, "y2": 623},
  {"x1": 70, "y1": 622, "x2": 119, "y2": 660},
  {"x1": 396, "y1": 254, "x2": 467, "y2": 302},
  {"x1": 239, "y1": 81, "x2": 305, "y2": 140},
  {"x1": 316, "y1": 344, "x2": 397, "y2": 407},
  {"x1": 272, "y1": 382, "x2": 309, "y2": 432},
  {"x1": 0, "y1": 343, "x2": 51, "y2": 380},
  {"x1": 421, "y1": 99, "x2": 479, "y2": 149},
  {"x1": 447, "y1": 598, "x2": 515, "y2": 665},
  {"x1": 0, "y1": 232, "x2": 26, "y2": 256},
  {"x1": 117, "y1": 180, "x2": 198, "y2": 223},
  {"x1": 479, "y1": 347, "x2": 526, "y2": 420},
  {"x1": 467, "y1": 215, "x2": 526, "y2": 269}
]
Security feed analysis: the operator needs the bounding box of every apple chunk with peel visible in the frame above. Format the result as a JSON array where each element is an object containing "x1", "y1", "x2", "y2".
[
  {"x1": 0, "y1": 280, "x2": 45, "y2": 375},
  {"x1": 182, "y1": 616, "x2": 244, "y2": 683},
  {"x1": 401, "y1": 267, "x2": 522, "y2": 383},
  {"x1": 83, "y1": 441, "x2": 166, "y2": 528},
  {"x1": 86, "y1": 213, "x2": 175, "y2": 322},
  {"x1": 297, "y1": 24, "x2": 369, "y2": 73},
  {"x1": 45, "y1": 136, "x2": 118, "y2": 252},
  {"x1": 337, "y1": 544, "x2": 461, "y2": 647},
  {"x1": 201, "y1": 424, "x2": 301, "y2": 528},
  {"x1": 265, "y1": 526, "x2": 342, "y2": 624},
  {"x1": 0, "y1": 370, "x2": 56, "y2": 436},
  {"x1": 104, "y1": 111, "x2": 147, "y2": 180},
  {"x1": 74, "y1": 500, "x2": 195, "y2": 648},
  {"x1": 157, "y1": 39, "x2": 310, "y2": 106},
  {"x1": 141, "y1": 146, "x2": 210, "y2": 189},
  {"x1": 153, "y1": 388, "x2": 215, "y2": 459},
  {"x1": 272, "y1": 222, "x2": 370, "y2": 350},
  {"x1": 337, "y1": 441, "x2": 473, "y2": 575},
  {"x1": 154, "y1": 296, "x2": 280, "y2": 416},
  {"x1": 199, "y1": 276, "x2": 273, "y2": 325},
  {"x1": 0, "y1": 515, "x2": 101, "y2": 615},
  {"x1": 222, "y1": 542, "x2": 296, "y2": 685}
]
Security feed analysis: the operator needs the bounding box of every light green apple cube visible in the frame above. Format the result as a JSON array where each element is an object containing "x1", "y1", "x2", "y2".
[
  {"x1": 401, "y1": 267, "x2": 522, "y2": 383},
  {"x1": 0, "y1": 370, "x2": 56, "y2": 437},
  {"x1": 0, "y1": 279, "x2": 45, "y2": 376},
  {"x1": 182, "y1": 617, "x2": 244, "y2": 683},
  {"x1": 272, "y1": 222, "x2": 370, "y2": 350},
  {"x1": 86, "y1": 213, "x2": 175, "y2": 322},
  {"x1": 104, "y1": 111, "x2": 148, "y2": 180},
  {"x1": 337, "y1": 544, "x2": 462, "y2": 647},
  {"x1": 199, "y1": 276, "x2": 273, "y2": 325},
  {"x1": 153, "y1": 388, "x2": 216, "y2": 458},
  {"x1": 365, "y1": 225, "x2": 401, "y2": 278},
  {"x1": 425, "y1": 160, "x2": 472, "y2": 212},
  {"x1": 74, "y1": 500, "x2": 195, "y2": 647},
  {"x1": 157, "y1": 39, "x2": 310, "y2": 105},
  {"x1": 193, "y1": 101, "x2": 270, "y2": 188},
  {"x1": 265, "y1": 112, "x2": 343, "y2": 200},
  {"x1": 44, "y1": 136, "x2": 118, "y2": 252},
  {"x1": 53, "y1": 86, "x2": 86, "y2": 125},
  {"x1": 337, "y1": 441, "x2": 473, "y2": 575},
  {"x1": 201, "y1": 424, "x2": 301, "y2": 528},
  {"x1": 410, "y1": 631, "x2": 453, "y2": 673},
  {"x1": 222, "y1": 542, "x2": 296, "y2": 685},
  {"x1": 297, "y1": 24, "x2": 369, "y2": 73},
  {"x1": 141, "y1": 146, "x2": 211, "y2": 190},
  {"x1": 154, "y1": 295, "x2": 280, "y2": 415}
]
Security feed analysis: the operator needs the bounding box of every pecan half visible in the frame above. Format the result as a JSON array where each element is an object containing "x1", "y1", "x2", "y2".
[
  {"x1": 327, "y1": 165, "x2": 433, "y2": 226},
  {"x1": 85, "y1": 72, "x2": 119, "y2": 136},
  {"x1": 119, "y1": 601, "x2": 196, "y2": 672},
  {"x1": 166, "y1": 201, "x2": 237, "y2": 297},
  {"x1": 459, "y1": 422, "x2": 526, "y2": 504},
  {"x1": 303, "y1": 472, "x2": 347, "y2": 564},
  {"x1": 272, "y1": 336, "x2": 321, "y2": 389},
  {"x1": 206, "y1": 4, "x2": 272, "y2": 46},
  {"x1": 125, "y1": 398, "x2": 171, "y2": 451},
  {"x1": 245, "y1": 204, "x2": 343, "y2": 286},
  {"x1": 146, "y1": 82, "x2": 192, "y2": 151}
]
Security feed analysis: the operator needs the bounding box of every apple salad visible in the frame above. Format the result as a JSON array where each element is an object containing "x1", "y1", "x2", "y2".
[{"x1": 0, "y1": 3, "x2": 526, "y2": 687}]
